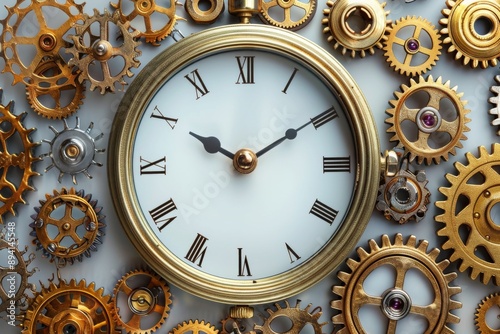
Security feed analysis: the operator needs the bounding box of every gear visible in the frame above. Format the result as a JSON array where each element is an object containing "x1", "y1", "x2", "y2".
[
  {"x1": 112, "y1": 268, "x2": 172, "y2": 334},
  {"x1": 185, "y1": 0, "x2": 225, "y2": 24},
  {"x1": 385, "y1": 75, "x2": 470, "y2": 165},
  {"x1": 40, "y1": 117, "x2": 105, "y2": 184},
  {"x1": 254, "y1": 300, "x2": 327, "y2": 334},
  {"x1": 66, "y1": 9, "x2": 141, "y2": 94},
  {"x1": 489, "y1": 74, "x2": 500, "y2": 135},
  {"x1": 30, "y1": 187, "x2": 105, "y2": 266},
  {"x1": 260, "y1": 0, "x2": 316, "y2": 30},
  {"x1": 111, "y1": 0, "x2": 185, "y2": 45},
  {"x1": 383, "y1": 16, "x2": 442, "y2": 77},
  {"x1": 22, "y1": 278, "x2": 119, "y2": 334},
  {"x1": 172, "y1": 320, "x2": 219, "y2": 334},
  {"x1": 439, "y1": 0, "x2": 500, "y2": 69},
  {"x1": 436, "y1": 144, "x2": 500, "y2": 285},
  {"x1": 0, "y1": 90, "x2": 39, "y2": 223},
  {"x1": 475, "y1": 292, "x2": 500, "y2": 333},
  {"x1": 322, "y1": 0, "x2": 391, "y2": 57},
  {"x1": 332, "y1": 234, "x2": 461, "y2": 333}
]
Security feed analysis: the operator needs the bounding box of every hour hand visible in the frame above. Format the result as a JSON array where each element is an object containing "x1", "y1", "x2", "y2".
[{"x1": 189, "y1": 132, "x2": 235, "y2": 159}]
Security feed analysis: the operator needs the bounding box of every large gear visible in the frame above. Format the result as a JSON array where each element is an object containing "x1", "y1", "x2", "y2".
[
  {"x1": 383, "y1": 16, "x2": 442, "y2": 77},
  {"x1": 331, "y1": 234, "x2": 461, "y2": 333},
  {"x1": 385, "y1": 75, "x2": 470, "y2": 165},
  {"x1": 439, "y1": 0, "x2": 500, "y2": 69},
  {"x1": 22, "y1": 278, "x2": 119, "y2": 334},
  {"x1": 171, "y1": 320, "x2": 219, "y2": 334},
  {"x1": 475, "y1": 292, "x2": 500, "y2": 333},
  {"x1": 489, "y1": 74, "x2": 500, "y2": 135},
  {"x1": 322, "y1": 0, "x2": 391, "y2": 58},
  {"x1": 260, "y1": 0, "x2": 316, "y2": 30},
  {"x1": 436, "y1": 144, "x2": 500, "y2": 285},
  {"x1": 112, "y1": 268, "x2": 172, "y2": 334}
]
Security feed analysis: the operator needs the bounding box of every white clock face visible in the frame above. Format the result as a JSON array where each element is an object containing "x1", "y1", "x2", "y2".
[{"x1": 132, "y1": 49, "x2": 358, "y2": 280}]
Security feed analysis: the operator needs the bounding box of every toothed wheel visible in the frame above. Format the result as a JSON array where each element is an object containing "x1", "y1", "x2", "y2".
[
  {"x1": 260, "y1": 0, "x2": 316, "y2": 30},
  {"x1": 385, "y1": 75, "x2": 470, "y2": 165},
  {"x1": 489, "y1": 74, "x2": 500, "y2": 135},
  {"x1": 475, "y1": 292, "x2": 500, "y2": 333},
  {"x1": 331, "y1": 234, "x2": 462, "y2": 333},
  {"x1": 171, "y1": 320, "x2": 219, "y2": 334},
  {"x1": 436, "y1": 144, "x2": 500, "y2": 285}
]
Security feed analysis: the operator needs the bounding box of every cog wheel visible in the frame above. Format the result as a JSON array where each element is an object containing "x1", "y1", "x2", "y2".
[
  {"x1": 111, "y1": 0, "x2": 185, "y2": 45},
  {"x1": 40, "y1": 117, "x2": 105, "y2": 184},
  {"x1": 66, "y1": 9, "x2": 142, "y2": 94},
  {"x1": 322, "y1": 0, "x2": 391, "y2": 57},
  {"x1": 489, "y1": 74, "x2": 500, "y2": 135},
  {"x1": 436, "y1": 144, "x2": 500, "y2": 285},
  {"x1": 254, "y1": 300, "x2": 327, "y2": 334},
  {"x1": 385, "y1": 75, "x2": 470, "y2": 165},
  {"x1": 22, "y1": 278, "x2": 119, "y2": 334},
  {"x1": 260, "y1": 0, "x2": 316, "y2": 30},
  {"x1": 383, "y1": 16, "x2": 442, "y2": 77},
  {"x1": 440, "y1": 0, "x2": 500, "y2": 69},
  {"x1": 332, "y1": 234, "x2": 462, "y2": 333},
  {"x1": 475, "y1": 292, "x2": 500, "y2": 333},
  {"x1": 0, "y1": 90, "x2": 39, "y2": 223},
  {"x1": 29, "y1": 187, "x2": 105, "y2": 266},
  {"x1": 112, "y1": 268, "x2": 172, "y2": 334},
  {"x1": 0, "y1": 0, "x2": 84, "y2": 87},
  {"x1": 171, "y1": 320, "x2": 219, "y2": 334}
]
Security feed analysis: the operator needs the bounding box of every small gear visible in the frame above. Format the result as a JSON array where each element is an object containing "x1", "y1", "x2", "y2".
[
  {"x1": 185, "y1": 0, "x2": 225, "y2": 24},
  {"x1": 385, "y1": 75, "x2": 470, "y2": 165},
  {"x1": 254, "y1": 300, "x2": 327, "y2": 334},
  {"x1": 436, "y1": 144, "x2": 500, "y2": 285},
  {"x1": 489, "y1": 74, "x2": 500, "y2": 135},
  {"x1": 439, "y1": 0, "x2": 500, "y2": 69},
  {"x1": 40, "y1": 117, "x2": 105, "y2": 184},
  {"x1": 260, "y1": 0, "x2": 316, "y2": 30},
  {"x1": 66, "y1": 9, "x2": 142, "y2": 94},
  {"x1": 111, "y1": 0, "x2": 185, "y2": 45},
  {"x1": 475, "y1": 292, "x2": 500, "y2": 333},
  {"x1": 112, "y1": 268, "x2": 172, "y2": 334},
  {"x1": 22, "y1": 278, "x2": 119, "y2": 334},
  {"x1": 30, "y1": 187, "x2": 105, "y2": 266},
  {"x1": 383, "y1": 16, "x2": 442, "y2": 76},
  {"x1": 322, "y1": 0, "x2": 391, "y2": 57},
  {"x1": 332, "y1": 234, "x2": 461, "y2": 333},
  {"x1": 0, "y1": 90, "x2": 39, "y2": 223},
  {"x1": 171, "y1": 320, "x2": 219, "y2": 334}
]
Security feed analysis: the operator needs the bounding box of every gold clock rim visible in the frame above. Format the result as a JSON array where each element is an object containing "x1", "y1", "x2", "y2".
[{"x1": 108, "y1": 24, "x2": 380, "y2": 305}]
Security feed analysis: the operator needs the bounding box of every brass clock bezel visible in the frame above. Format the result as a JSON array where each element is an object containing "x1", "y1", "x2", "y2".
[{"x1": 108, "y1": 24, "x2": 380, "y2": 305}]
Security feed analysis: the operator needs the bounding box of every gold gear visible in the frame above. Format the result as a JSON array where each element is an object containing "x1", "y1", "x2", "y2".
[
  {"x1": 385, "y1": 75, "x2": 470, "y2": 165},
  {"x1": 30, "y1": 188, "x2": 105, "y2": 266},
  {"x1": 22, "y1": 278, "x2": 119, "y2": 334},
  {"x1": 0, "y1": 93, "x2": 39, "y2": 223},
  {"x1": 439, "y1": 0, "x2": 500, "y2": 69},
  {"x1": 383, "y1": 16, "x2": 442, "y2": 77},
  {"x1": 321, "y1": 0, "x2": 391, "y2": 58},
  {"x1": 436, "y1": 144, "x2": 500, "y2": 285},
  {"x1": 260, "y1": 0, "x2": 316, "y2": 30},
  {"x1": 66, "y1": 9, "x2": 142, "y2": 94},
  {"x1": 475, "y1": 293, "x2": 500, "y2": 333},
  {"x1": 111, "y1": 0, "x2": 185, "y2": 45},
  {"x1": 331, "y1": 234, "x2": 462, "y2": 333},
  {"x1": 171, "y1": 320, "x2": 219, "y2": 334},
  {"x1": 112, "y1": 268, "x2": 172, "y2": 334}
]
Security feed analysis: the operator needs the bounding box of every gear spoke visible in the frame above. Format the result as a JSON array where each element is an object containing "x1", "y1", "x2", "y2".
[{"x1": 386, "y1": 319, "x2": 397, "y2": 334}]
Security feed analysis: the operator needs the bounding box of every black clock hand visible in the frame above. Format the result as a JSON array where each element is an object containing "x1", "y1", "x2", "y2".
[
  {"x1": 256, "y1": 120, "x2": 311, "y2": 157},
  {"x1": 189, "y1": 132, "x2": 235, "y2": 159}
]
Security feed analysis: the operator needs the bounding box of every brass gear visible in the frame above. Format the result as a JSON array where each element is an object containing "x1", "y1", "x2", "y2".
[
  {"x1": 66, "y1": 9, "x2": 142, "y2": 94},
  {"x1": 111, "y1": 0, "x2": 185, "y2": 45},
  {"x1": 439, "y1": 0, "x2": 500, "y2": 69},
  {"x1": 436, "y1": 144, "x2": 500, "y2": 285},
  {"x1": 321, "y1": 0, "x2": 391, "y2": 58},
  {"x1": 489, "y1": 74, "x2": 500, "y2": 135},
  {"x1": 331, "y1": 234, "x2": 462, "y2": 333},
  {"x1": 112, "y1": 268, "x2": 172, "y2": 334},
  {"x1": 260, "y1": 0, "x2": 316, "y2": 30},
  {"x1": 30, "y1": 187, "x2": 105, "y2": 266},
  {"x1": 253, "y1": 300, "x2": 327, "y2": 334},
  {"x1": 171, "y1": 320, "x2": 219, "y2": 334},
  {"x1": 383, "y1": 16, "x2": 442, "y2": 77},
  {"x1": 0, "y1": 91, "x2": 39, "y2": 223},
  {"x1": 385, "y1": 75, "x2": 470, "y2": 165},
  {"x1": 475, "y1": 293, "x2": 500, "y2": 333},
  {"x1": 22, "y1": 278, "x2": 119, "y2": 334}
]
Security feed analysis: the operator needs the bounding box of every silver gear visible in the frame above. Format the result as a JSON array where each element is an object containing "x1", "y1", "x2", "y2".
[{"x1": 489, "y1": 74, "x2": 500, "y2": 135}]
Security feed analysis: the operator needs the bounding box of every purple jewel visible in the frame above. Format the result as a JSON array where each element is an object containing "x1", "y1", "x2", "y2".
[
  {"x1": 389, "y1": 297, "x2": 405, "y2": 311},
  {"x1": 422, "y1": 113, "x2": 436, "y2": 127},
  {"x1": 406, "y1": 38, "x2": 420, "y2": 52}
]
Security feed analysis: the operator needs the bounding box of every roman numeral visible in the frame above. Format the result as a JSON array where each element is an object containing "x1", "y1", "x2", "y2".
[
  {"x1": 185, "y1": 234, "x2": 208, "y2": 267},
  {"x1": 140, "y1": 156, "x2": 166, "y2": 175},
  {"x1": 323, "y1": 156, "x2": 351, "y2": 173},
  {"x1": 235, "y1": 56, "x2": 255, "y2": 84},
  {"x1": 185, "y1": 69, "x2": 209, "y2": 99},
  {"x1": 151, "y1": 106, "x2": 178, "y2": 129},
  {"x1": 311, "y1": 107, "x2": 338, "y2": 129},
  {"x1": 237, "y1": 248, "x2": 252, "y2": 276},
  {"x1": 149, "y1": 198, "x2": 177, "y2": 231},
  {"x1": 285, "y1": 243, "x2": 301, "y2": 264},
  {"x1": 282, "y1": 67, "x2": 299, "y2": 94},
  {"x1": 309, "y1": 199, "x2": 338, "y2": 225}
]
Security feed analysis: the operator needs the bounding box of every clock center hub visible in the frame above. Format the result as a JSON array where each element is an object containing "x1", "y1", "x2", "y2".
[{"x1": 233, "y1": 148, "x2": 258, "y2": 174}]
